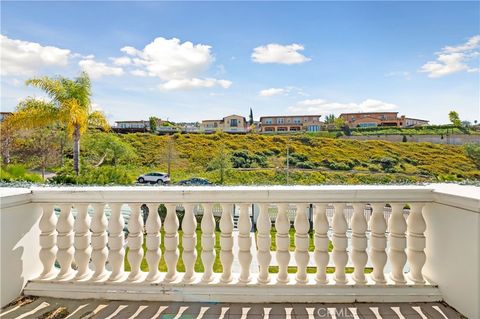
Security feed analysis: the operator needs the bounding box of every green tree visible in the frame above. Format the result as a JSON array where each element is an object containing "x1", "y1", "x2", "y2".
[
  {"x1": 334, "y1": 117, "x2": 346, "y2": 129},
  {"x1": 160, "y1": 135, "x2": 178, "y2": 176},
  {"x1": 9, "y1": 72, "x2": 109, "y2": 175},
  {"x1": 207, "y1": 144, "x2": 231, "y2": 184},
  {"x1": 149, "y1": 116, "x2": 159, "y2": 132},
  {"x1": 324, "y1": 114, "x2": 336, "y2": 124},
  {"x1": 83, "y1": 133, "x2": 138, "y2": 166},
  {"x1": 249, "y1": 108, "x2": 254, "y2": 126},
  {"x1": 448, "y1": 111, "x2": 461, "y2": 126}
]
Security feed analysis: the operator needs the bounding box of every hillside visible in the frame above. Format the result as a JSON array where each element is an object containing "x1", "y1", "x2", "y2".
[{"x1": 112, "y1": 132, "x2": 479, "y2": 185}]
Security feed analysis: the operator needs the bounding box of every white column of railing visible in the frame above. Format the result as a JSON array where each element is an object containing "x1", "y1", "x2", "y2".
[
  {"x1": 294, "y1": 204, "x2": 310, "y2": 284},
  {"x1": 201, "y1": 203, "x2": 215, "y2": 283},
  {"x1": 73, "y1": 204, "x2": 92, "y2": 280},
  {"x1": 182, "y1": 203, "x2": 197, "y2": 283},
  {"x1": 127, "y1": 203, "x2": 144, "y2": 282},
  {"x1": 108, "y1": 203, "x2": 125, "y2": 281},
  {"x1": 332, "y1": 203, "x2": 348, "y2": 284},
  {"x1": 163, "y1": 203, "x2": 179, "y2": 282},
  {"x1": 56, "y1": 204, "x2": 74, "y2": 280},
  {"x1": 370, "y1": 203, "x2": 387, "y2": 284},
  {"x1": 219, "y1": 203, "x2": 234, "y2": 283},
  {"x1": 38, "y1": 204, "x2": 57, "y2": 280},
  {"x1": 275, "y1": 203, "x2": 290, "y2": 283},
  {"x1": 33, "y1": 196, "x2": 429, "y2": 287},
  {"x1": 313, "y1": 203, "x2": 329, "y2": 284},
  {"x1": 256, "y1": 203, "x2": 271, "y2": 283},
  {"x1": 90, "y1": 204, "x2": 109, "y2": 281},
  {"x1": 407, "y1": 203, "x2": 426, "y2": 284},
  {"x1": 144, "y1": 203, "x2": 161, "y2": 282},
  {"x1": 351, "y1": 203, "x2": 368, "y2": 284},
  {"x1": 389, "y1": 203, "x2": 407, "y2": 284},
  {"x1": 238, "y1": 203, "x2": 252, "y2": 283}
]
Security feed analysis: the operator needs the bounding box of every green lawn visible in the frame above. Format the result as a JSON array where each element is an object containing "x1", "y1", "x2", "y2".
[{"x1": 124, "y1": 228, "x2": 367, "y2": 274}]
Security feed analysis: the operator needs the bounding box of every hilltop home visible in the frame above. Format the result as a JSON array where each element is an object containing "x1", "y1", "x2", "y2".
[
  {"x1": 259, "y1": 115, "x2": 322, "y2": 132},
  {"x1": 113, "y1": 118, "x2": 163, "y2": 133},
  {"x1": 339, "y1": 112, "x2": 429, "y2": 128},
  {"x1": 200, "y1": 114, "x2": 247, "y2": 133}
]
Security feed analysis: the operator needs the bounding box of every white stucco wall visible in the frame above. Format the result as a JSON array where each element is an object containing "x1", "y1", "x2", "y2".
[
  {"x1": 0, "y1": 189, "x2": 42, "y2": 307},
  {"x1": 423, "y1": 202, "x2": 480, "y2": 319}
]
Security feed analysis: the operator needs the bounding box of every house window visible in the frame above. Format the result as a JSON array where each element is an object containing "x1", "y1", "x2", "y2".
[
  {"x1": 230, "y1": 119, "x2": 238, "y2": 127},
  {"x1": 359, "y1": 122, "x2": 377, "y2": 128},
  {"x1": 380, "y1": 115, "x2": 385, "y2": 120},
  {"x1": 214, "y1": 123, "x2": 218, "y2": 127},
  {"x1": 308, "y1": 125, "x2": 319, "y2": 132},
  {"x1": 277, "y1": 118, "x2": 284, "y2": 124},
  {"x1": 304, "y1": 117, "x2": 308, "y2": 122},
  {"x1": 294, "y1": 118, "x2": 301, "y2": 124},
  {"x1": 265, "y1": 118, "x2": 273, "y2": 124}
]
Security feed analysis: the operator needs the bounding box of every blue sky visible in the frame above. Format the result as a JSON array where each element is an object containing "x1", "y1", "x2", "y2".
[{"x1": 1, "y1": 1, "x2": 479, "y2": 124}]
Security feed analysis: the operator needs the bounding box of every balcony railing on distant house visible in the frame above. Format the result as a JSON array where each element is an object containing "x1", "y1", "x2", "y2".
[{"x1": 1, "y1": 185, "x2": 479, "y2": 318}]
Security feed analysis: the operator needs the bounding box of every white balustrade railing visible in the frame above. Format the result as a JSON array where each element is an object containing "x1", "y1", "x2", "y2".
[
  {"x1": 29, "y1": 186, "x2": 432, "y2": 287},
  {"x1": 3, "y1": 185, "x2": 478, "y2": 315}
]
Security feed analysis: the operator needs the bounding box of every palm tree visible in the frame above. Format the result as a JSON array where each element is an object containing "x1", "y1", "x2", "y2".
[{"x1": 10, "y1": 72, "x2": 109, "y2": 175}]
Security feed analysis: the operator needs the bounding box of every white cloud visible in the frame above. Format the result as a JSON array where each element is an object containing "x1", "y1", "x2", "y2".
[
  {"x1": 130, "y1": 69, "x2": 148, "y2": 77},
  {"x1": 420, "y1": 35, "x2": 479, "y2": 78},
  {"x1": 252, "y1": 43, "x2": 311, "y2": 64},
  {"x1": 159, "y1": 78, "x2": 232, "y2": 91},
  {"x1": 259, "y1": 87, "x2": 286, "y2": 97},
  {"x1": 110, "y1": 56, "x2": 132, "y2": 66},
  {"x1": 0, "y1": 34, "x2": 71, "y2": 76},
  {"x1": 121, "y1": 37, "x2": 214, "y2": 80},
  {"x1": 116, "y1": 37, "x2": 231, "y2": 90},
  {"x1": 288, "y1": 98, "x2": 397, "y2": 114},
  {"x1": 78, "y1": 59, "x2": 124, "y2": 79}
]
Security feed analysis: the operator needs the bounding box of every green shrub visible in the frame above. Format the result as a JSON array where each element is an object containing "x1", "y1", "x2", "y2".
[
  {"x1": 464, "y1": 143, "x2": 480, "y2": 168},
  {"x1": 0, "y1": 164, "x2": 42, "y2": 182}
]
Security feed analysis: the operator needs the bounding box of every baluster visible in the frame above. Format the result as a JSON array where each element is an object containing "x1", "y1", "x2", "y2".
[
  {"x1": 56, "y1": 204, "x2": 75, "y2": 280},
  {"x1": 389, "y1": 203, "x2": 407, "y2": 284},
  {"x1": 275, "y1": 203, "x2": 291, "y2": 283},
  {"x1": 294, "y1": 204, "x2": 310, "y2": 284},
  {"x1": 182, "y1": 203, "x2": 197, "y2": 283},
  {"x1": 351, "y1": 203, "x2": 368, "y2": 284},
  {"x1": 74, "y1": 204, "x2": 92, "y2": 280},
  {"x1": 38, "y1": 204, "x2": 58, "y2": 279},
  {"x1": 220, "y1": 203, "x2": 234, "y2": 283},
  {"x1": 238, "y1": 203, "x2": 253, "y2": 283},
  {"x1": 407, "y1": 203, "x2": 426, "y2": 284},
  {"x1": 108, "y1": 203, "x2": 125, "y2": 281},
  {"x1": 256, "y1": 203, "x2": 271, "y2": 283},
  {"x1": 164, "y1": 203, "x2": 179, "y2": 282},
  {"x1": 128, "y1": 203, "x2": 145, "y2": 282},
  {"x1": 313, "y1": 203, "x2": 329, "y2": 284},
  {"x1": 144, "y1": 203, "x2": 161, "y2": 282},
  {"x1": 369, "y1": 203, "x2": 387, "y2": 284},
  {"x1": 332, "y1": 203, "x2": 348, "y2": 284},
  {"x1": 90, "y1": 204, "x2": 109, "y2": 281},
  {"x1": 201, "y1": 203, "x2": 216, "y2": 283}
]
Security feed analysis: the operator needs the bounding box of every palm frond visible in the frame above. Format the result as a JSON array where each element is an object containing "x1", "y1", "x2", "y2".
[
  {"x1": 25, "y1": 76, "x2": 65, "y2": 102},
  {"x1": 10, "y1": 98, "x2": 60, "y2": 130}
]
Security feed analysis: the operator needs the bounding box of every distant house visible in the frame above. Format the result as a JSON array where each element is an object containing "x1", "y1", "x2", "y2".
[
  {"x1": 200, "y1": 115, "x2": 247, "y2": 133},
  {"x1": 0, "y1": 112, "x2": 12, "y2": 122},
  {"x1": 113, "y1": 118, "x2": 164, "y2": 133},
  {"x1": 259, "y1": 115, "x2": 322, "y2": 133},
  {"x1": 339, "y1": 112, "x2": 429, "y2": 128}
]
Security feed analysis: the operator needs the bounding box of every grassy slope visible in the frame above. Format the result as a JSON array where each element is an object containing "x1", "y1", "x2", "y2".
[{"x1": 117, "y1": 132, "x2": 479, "y2": 184}]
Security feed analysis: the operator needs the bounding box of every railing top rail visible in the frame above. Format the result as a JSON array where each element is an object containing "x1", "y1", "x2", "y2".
[{"x1": 26, "y1": 185, "x2": 435, "y2": 204}]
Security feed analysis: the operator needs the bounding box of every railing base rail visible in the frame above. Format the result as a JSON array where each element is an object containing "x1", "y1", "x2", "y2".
[{"x1": 24, "y1": 274, "x2": 441, "y2": 303}]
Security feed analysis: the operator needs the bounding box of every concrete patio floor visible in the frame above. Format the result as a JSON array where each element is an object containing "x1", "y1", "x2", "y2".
[{"x1": 0, "y1": 297, "x2": 465, "y2": 319}]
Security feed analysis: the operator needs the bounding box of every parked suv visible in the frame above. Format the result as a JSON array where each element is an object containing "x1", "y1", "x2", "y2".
[{"x1": 137, "y1": 172, "x2": 170, "y2": 184}]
